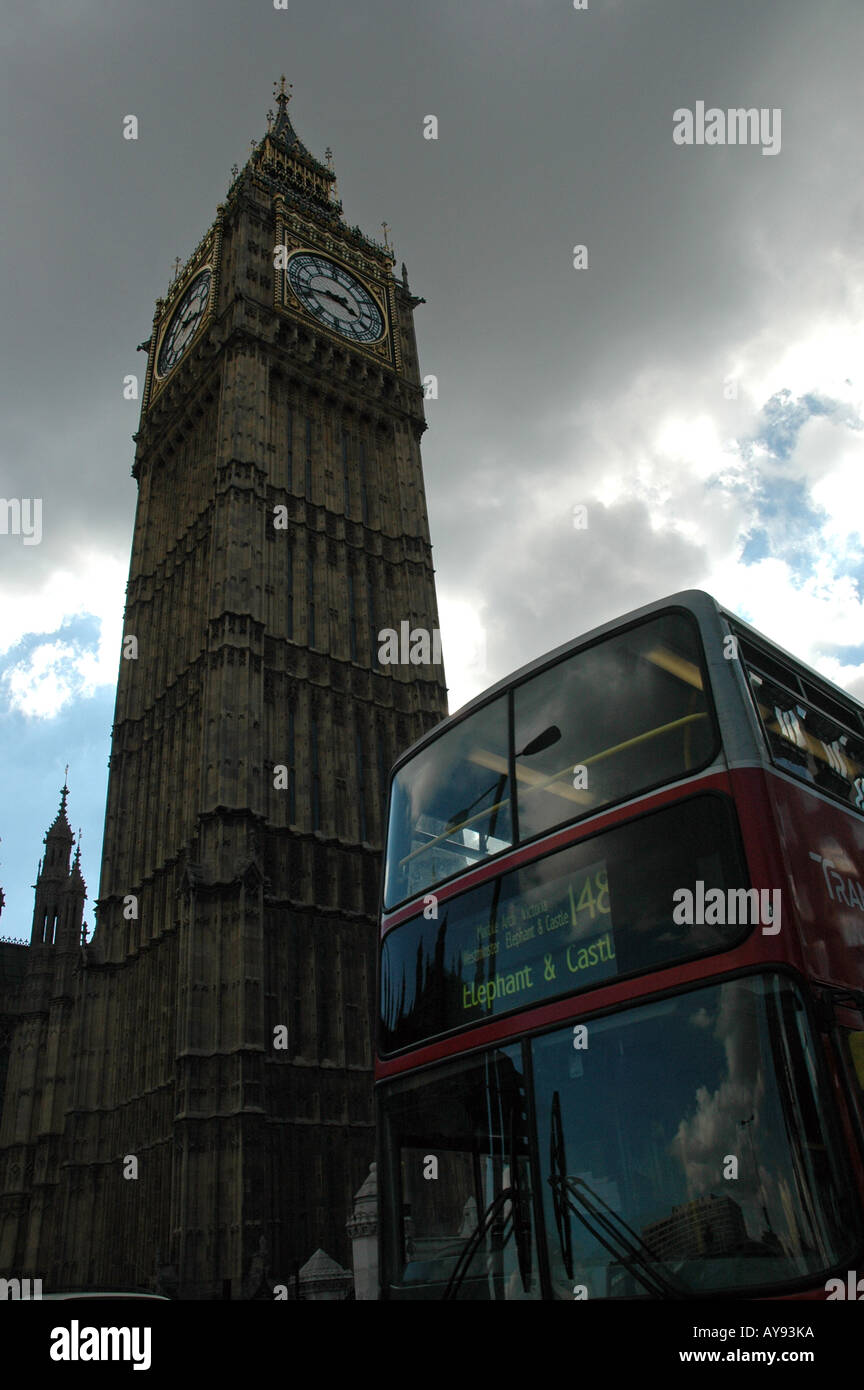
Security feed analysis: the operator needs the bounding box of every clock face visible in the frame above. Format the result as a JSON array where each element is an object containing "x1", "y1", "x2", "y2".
[
  {"x1": 156, "y1": 268, "x2": 212, "y2": 377},
  {"x1": 286, "y1": 252, "x2": 385, "y2": 343}
]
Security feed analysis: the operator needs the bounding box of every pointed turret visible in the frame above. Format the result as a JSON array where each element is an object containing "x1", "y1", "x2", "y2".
[
  {"x1": 64, "y1": 839, "x2": 86, "y2": 900},
  {"x1": 42, "y1": 778, "x2": 75, "y2": 878},
  {"x1": 57, "y1": 836, "x2": 87, "y2": 951},
  {"x1": 269, "y1": 75, "x2": 312, "y2": 157},
  {"x1": 243, "y1": 76, "x2": 341, "y2": 218},
  {"x1": 30, "y1": 773, "x2": 77, "y2": 945}
]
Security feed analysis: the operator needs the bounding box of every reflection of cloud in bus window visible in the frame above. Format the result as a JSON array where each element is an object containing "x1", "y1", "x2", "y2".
[
  {"x1": 669, "y1": 984, "x2": 763, "y2": 1211},
  {"x1": 689, "y1": 1007, "x2": 712, "y2": 1029}
]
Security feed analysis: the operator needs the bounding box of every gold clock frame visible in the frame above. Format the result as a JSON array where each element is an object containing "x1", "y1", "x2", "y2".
[
  {"x1": 273, "y1": 200, "x2": 399, "y2": 370},
  {"x1": 143, "y1": 216, "x2": 223, "y2": 410}
]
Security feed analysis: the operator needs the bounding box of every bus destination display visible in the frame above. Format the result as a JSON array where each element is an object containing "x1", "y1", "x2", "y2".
[
  {"x1": 460, "y1": 862, "x2": 616, "y2": 1014},
  {"x1": 379, "y1": 795, "x2": 750, "y2": 1053}
]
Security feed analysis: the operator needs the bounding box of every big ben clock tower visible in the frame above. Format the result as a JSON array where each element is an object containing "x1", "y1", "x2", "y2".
[{"x1": 0, "y1": 80, "x2": 447, "y2": 1298}]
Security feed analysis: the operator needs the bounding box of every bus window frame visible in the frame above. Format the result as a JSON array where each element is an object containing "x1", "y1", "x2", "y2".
[{"x1": 383, "y1": 604, "x2": 724, "y2": 914}]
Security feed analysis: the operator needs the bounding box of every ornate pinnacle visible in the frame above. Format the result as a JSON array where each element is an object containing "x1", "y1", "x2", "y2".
[{"x1": 274, "y1": 74, "x2": 292, "y2": 106}]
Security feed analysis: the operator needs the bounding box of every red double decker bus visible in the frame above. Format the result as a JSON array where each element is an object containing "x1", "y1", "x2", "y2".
[{"x1": 375, "y1": 591, "x2": 864, "y2": 1300}]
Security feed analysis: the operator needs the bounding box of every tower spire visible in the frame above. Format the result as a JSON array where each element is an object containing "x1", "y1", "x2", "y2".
[
  {"x1": 267, "y1": 74, "x2": 302, "y2": 151},
  {"x1": 58, "y1": 826, "x2": 87, "y2": 951},
  {"x1": 262, "y1": 77, "x2": 320, "y2": 166},
  {"x1": 239, "y1": 77, "x2": 340, "y2": 219},
  {"x1": 46, "y1": 772, "x2": 74, "y2": 852},
  {"x1": 31, "y1": 777, "x2": 76, "y2": 944}
]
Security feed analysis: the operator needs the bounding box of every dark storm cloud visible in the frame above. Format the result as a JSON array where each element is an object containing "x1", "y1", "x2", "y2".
[{"x1": 3, "y1": 0, "x2": 863, "y2": 603}]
